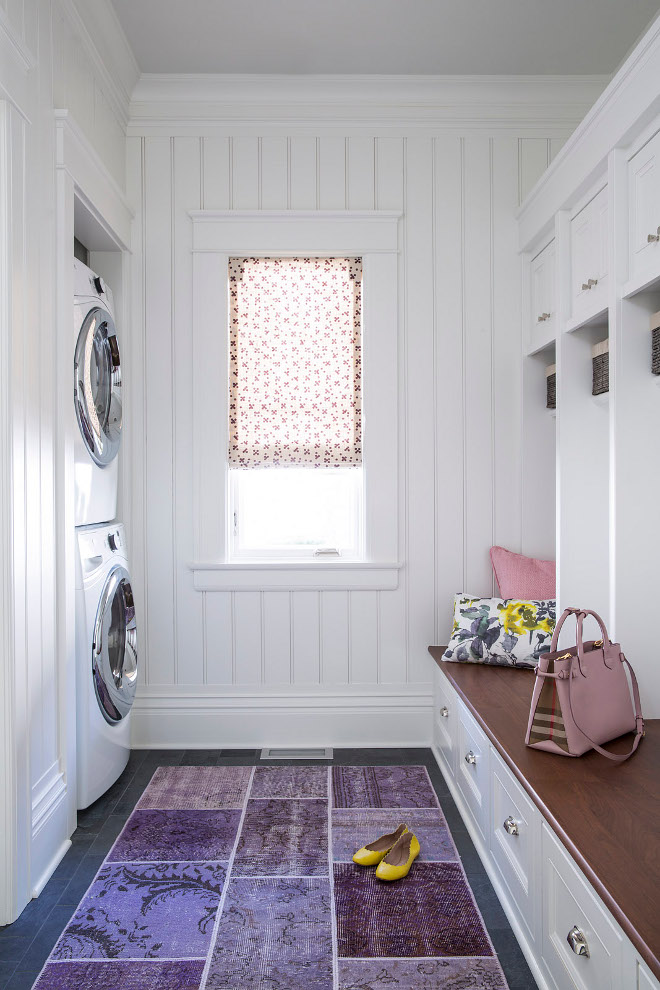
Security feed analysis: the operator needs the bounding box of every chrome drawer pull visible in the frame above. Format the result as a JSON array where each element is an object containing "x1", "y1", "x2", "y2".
[
  {"x1": 567, "y1": 926, "x2": 590, "y2": 957},
  {"x1": 464, "y1": 751, "x2": 477, "y2": 766},
  {"x1": 648, "y1": 227, "x2": 660, "y2": 243},
  {"x1": 439, "y1": 706, "x2": 449, "y2": 718},
  {"x1": 587, "y1": 278, "x2": 598, "y2": 287},
  {"x1": 503, "y1": 816, "x2": 519, "y2": 836}
]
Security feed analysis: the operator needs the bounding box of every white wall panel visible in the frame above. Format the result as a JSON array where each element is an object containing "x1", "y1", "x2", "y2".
[
  {"x1": 128, "y1": 114, "x2": 572, "y2": 744},
  {"x1": 318, "y1": 136, "x2": 346, "y2": 209},
  {"x1": 172, "y1": 136, "x2": 205, "y2": 684},
  {"x1": 143, "y1": 137, "x2": 176, "y2": 684}
]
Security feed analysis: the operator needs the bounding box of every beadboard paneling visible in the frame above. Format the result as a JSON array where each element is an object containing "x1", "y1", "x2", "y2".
[{"x1": 127, "y1": 127, "x2": 566, "y2": 744}]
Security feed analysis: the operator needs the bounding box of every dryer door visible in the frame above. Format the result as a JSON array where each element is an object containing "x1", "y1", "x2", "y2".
[
  {"x1": 92, "y1": 565, "x2": 138, "y2": 724},
  {"x1": 74, "y1": 306, "x2": 122, "y2": 466}
]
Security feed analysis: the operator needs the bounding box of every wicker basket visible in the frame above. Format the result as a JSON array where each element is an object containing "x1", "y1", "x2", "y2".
[
  {"x1": 652, "y1": 311, "x2": 660, "y2": 376},
  {"x1": 546, "y1": 364, "x2": 556, "y2": 409},
  {"x1": 592, "y1": 339, "x2": 609, "y2": 396}
]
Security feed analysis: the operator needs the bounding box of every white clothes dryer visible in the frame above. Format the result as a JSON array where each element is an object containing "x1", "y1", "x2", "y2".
[
  {"x1": 76, "y1": 522, "x2": 137, "y2": 809},
  {"x1": 74, "y1": 259, "x2": 122, "y2": 526}
]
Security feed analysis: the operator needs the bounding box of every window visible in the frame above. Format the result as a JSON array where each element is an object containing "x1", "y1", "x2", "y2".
[
  {"x1": 227, "y1": 257, "x2": 363, "y2": 560},
  {"x1": 190, "y1": 210, "x2": 400, "y2": 591}
]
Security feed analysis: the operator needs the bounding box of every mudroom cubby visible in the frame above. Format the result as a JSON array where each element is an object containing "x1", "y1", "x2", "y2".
[{"x1": 518, "y1": 19, "x2": 660, "y2": 716}]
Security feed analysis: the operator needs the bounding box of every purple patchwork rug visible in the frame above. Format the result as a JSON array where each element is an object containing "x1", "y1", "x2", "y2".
[{"x1": 32, "y1": 765, "x2": 508, "y2": 990}]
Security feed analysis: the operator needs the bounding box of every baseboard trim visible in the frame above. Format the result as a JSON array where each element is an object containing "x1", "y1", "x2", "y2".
[
  {"x1": 131, "y1": 686, "x2": 433, "y2": 748},
  {"x1": 32, "y1": 839, "x2": 71, "y2": 899},
  {"x1": 431, "y1": 744, "x2": 550, "y2": 990}
]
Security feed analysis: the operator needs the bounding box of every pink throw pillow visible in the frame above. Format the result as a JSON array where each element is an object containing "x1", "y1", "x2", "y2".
[{"x1": 490, "y1": 545, "x2": 556, "y2": 600}]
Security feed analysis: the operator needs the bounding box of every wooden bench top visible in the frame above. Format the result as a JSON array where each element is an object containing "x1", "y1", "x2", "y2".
[{"x1": 429, "y1": 647, "x2": 660, "y2": 981}]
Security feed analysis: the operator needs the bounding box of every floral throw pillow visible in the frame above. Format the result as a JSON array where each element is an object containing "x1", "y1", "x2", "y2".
[{"x1": 444, "y1": 595, "x2": 556, "y2": 668}]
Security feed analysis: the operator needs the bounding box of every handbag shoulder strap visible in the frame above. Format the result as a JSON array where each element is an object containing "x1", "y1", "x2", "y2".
[{"x1": 566, "y1": 653, "x2": 645, "y2": 762}]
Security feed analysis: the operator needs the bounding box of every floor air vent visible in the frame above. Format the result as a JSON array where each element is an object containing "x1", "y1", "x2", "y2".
[{"x1": 260, "y1": 747, "x2": 333, "y2": 760}]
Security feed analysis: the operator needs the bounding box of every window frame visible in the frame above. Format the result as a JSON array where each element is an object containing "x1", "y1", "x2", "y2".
[{"x1": 189, "y1": 210, "x2": 401, "y2": 592}]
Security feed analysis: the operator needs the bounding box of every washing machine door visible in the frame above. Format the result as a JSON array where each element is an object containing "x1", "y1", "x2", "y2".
[
  {"x1": 92, "y1": 565, "x2": 138, "y2": 724},
  {"x1": 74, "y1": 306, "x2": 122, "y2": 466}
]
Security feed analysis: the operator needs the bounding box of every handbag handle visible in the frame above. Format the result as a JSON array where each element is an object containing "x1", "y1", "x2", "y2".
[
  {"x1": 566, "y1": 652, "x2": 645, "y2": 762},
  {"x1": 550, "y1": 607, "x2": 611, "y2": 656}
]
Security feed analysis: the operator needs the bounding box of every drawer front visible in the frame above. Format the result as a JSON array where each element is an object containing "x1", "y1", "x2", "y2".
[
  {"x1": 433, "y1": 669, "x2": 457, "y2": 781},
  {"x1": 629, "y1": 129, "x2": 660, "y2": 283},
  {"x1": 489, "y1": 749, "x2": 540, "y2": 945},
  {"x1": 571, "y1": 187, "x2": 608, "y2": 323},
  {"x1": 542, "y1": 824, "x2": 623, "y2": 990},
  {"x1": 638, "y1": 961, "x2": 660, "y2": 990},
  {"x1": 530, "y1": 240, "x2": 556, "y2": 347},
  {"x1": 455, "y1": 702, "x2": 489, "y2": 842}
]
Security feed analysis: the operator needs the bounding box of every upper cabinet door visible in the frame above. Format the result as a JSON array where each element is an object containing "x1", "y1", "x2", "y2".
[
  {"x1": 629, "y1": 130, "x2": 660, "y2": 287},
  {"x1": 530, "y1": 239, "x2": 555, "y2": 350},
  {"x1": 570, "y1": 186, "x2": 608, "y2": 326}
]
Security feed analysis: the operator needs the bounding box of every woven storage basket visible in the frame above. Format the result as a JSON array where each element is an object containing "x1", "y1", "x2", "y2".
[
  {"x1": 652, "y1": 311, "x2": 660, "y2": 376},
  {"x1": 592, "y1": 339, "x2": 609, "y2": 396},
  {"x1": 546, "y1": 364, "x2": 556, "y2": 409}
]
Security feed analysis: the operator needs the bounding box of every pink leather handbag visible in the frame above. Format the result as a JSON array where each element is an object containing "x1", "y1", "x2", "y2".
[{"x1": 526, "y1": 607, "x2": 644, "y2": 761}]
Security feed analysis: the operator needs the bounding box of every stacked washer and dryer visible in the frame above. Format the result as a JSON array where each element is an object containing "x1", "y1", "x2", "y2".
[{"x1": 74, "y1": 259, "x2": 138, "y2": 809}]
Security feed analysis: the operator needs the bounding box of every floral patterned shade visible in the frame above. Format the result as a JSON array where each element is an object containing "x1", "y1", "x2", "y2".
[{"x1": 228, "y1": 257, "x2": 362, "y2": 469}]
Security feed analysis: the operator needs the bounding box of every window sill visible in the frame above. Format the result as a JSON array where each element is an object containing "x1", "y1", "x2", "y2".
[{"x1": 190, "y1": 561, "x2": 402, "y2": 591}]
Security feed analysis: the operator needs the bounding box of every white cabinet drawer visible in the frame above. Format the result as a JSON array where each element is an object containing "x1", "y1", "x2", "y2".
[
  {"x1": 489, "y1": 748, "x2": 540, "y2": 947},
  {"x1": 629, "y1": 129, "x2": 660, "y2": 286},
  {"x1": 433, "y1": 669, "x2": 457, "y2": 781},
  {"x1": 570, "y1": 186, "x2": 608, "y2": 324},
  {"x1": 541, "y1": 824, "x2": 623, "y2": 990},
  {"x1": 455, "y1": 701, "x2": 490, "y2": 843},
  {"x1": 530, "y1": 239, "x2": 556, "y2": 349},
  {"x1": 638, "y1": 960, "x2": 660, "y2": 990}
]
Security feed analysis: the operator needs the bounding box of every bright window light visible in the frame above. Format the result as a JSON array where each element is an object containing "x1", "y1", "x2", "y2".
[{"x1": 230, "y1": 467, "x2": 363, "y2": 559}]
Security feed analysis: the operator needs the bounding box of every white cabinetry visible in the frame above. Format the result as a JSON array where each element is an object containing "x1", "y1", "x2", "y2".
[
  {"x1": 541, "y1": 824, "x2": 623, "y2": 990},
  {"x1": 530, "y1": 239, "x2": 556, "y2": 350},
  {"x1": 431, "y1": 666, "x2": 659, "y2": 990},
  {"x1": 628, "y1": 130, "x2": 660, "y2": 290},
  {"x1": 570, "y1": 186, "x2": 608, "y2": 325}
]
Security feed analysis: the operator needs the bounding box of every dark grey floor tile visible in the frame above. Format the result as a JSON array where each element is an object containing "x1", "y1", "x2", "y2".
[
  {"x1": 0, "y1": 939, "x2": 30, "y2": 963},
  {"x1": 219, "y1": 749, "x2": 258, "y2": 758},
  {"x1": 0, "y1": 883, "x2": 65, "y2": 942},
  {"x1": 0, "y1": 959, "x2": 17, "y2": 988},
  {"x1": 21, "y1": 905, "x2": 79, "y2": 967},
  {"x1": 56, "y1": 855, "x2": 105, "y2": 907},
  {"x1": 470, "y1": 876, "x2": 512, "y2": 931},
  {"x1": 181, "y1": 749, "x2": 223, "y2": 765},
  {"x1": 3, "y1": 967, "x2": 43, "y2": 990},
  {"x1": 491, "y1": 929, "x2": 537, "y2": 988},
  {"x1": 87, "y1": 815, "x2": 127, "y2": 857},
  {"x1": 111, "y1": 782, "x2": 147, "y2": 817}
]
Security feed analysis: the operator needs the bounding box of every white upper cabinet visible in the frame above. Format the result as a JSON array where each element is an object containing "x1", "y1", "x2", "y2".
[
  {"x1": 529, "y1": 239, "x2": 556, "y2": 351},
  {"x1": 628, "y1": 129, "x2": 660, "y2": 289},
  {"x1": 570, "y1": 186, "x2": 608, "y2": 325}
]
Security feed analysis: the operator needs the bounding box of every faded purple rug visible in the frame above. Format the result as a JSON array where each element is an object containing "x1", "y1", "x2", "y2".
[{"x1": 32, "y1": 765, "x2": 508, "y2": 989}]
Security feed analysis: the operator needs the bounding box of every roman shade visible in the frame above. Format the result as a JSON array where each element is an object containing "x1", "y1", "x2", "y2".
[{"x1": 228, "y1": 256, "x2": 362, "y2": 469}]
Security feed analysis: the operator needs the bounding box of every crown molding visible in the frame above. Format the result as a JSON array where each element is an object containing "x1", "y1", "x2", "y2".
[
  {"x1": 58, "y1": 0, "x2": 139, "y2": 129},
  {"x1": 128, "y1": 73, "x2": 608, "y2": 134},
  {"x1": 518, "y1": 11, "x2": 660, "y2": 248}
]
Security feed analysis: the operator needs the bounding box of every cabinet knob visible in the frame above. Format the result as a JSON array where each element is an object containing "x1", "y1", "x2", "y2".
[
  {"x1": 648, "y1": 231, "x2": 660, "y2": 243},
  {"x1": 537, "y1": 312, "x2": 551, "y2": 322},
  {"x1": 566, "y1": 926, "x2": 590, "y2": 958},
  {"x1": 582, "y1": 282, "x2": 591, "y2": 290},
  {"x1": 503, "y1": 816, "x2": 519, "y2": 836},
  {"x1": 588, "y1": 278, "x2": 598, "y2": 287},
  {"x1": 464, "y1": 750, "x2": 477, "y2": 766},
  {"x1": 439, "y1": 706, "x2": 449, "y2": 717}
]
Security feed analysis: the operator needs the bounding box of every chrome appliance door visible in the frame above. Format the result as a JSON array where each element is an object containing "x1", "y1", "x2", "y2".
[
  {"x1": 92, "y1": 565, "x2": 138, "y2": 723},
  {"x1": 74, "y1": 306, "x2": 122, "y2": 466}
]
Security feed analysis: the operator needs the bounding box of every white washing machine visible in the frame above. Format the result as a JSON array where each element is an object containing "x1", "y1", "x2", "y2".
[
  {"x1": 76, "y1": 522, "x2": 137, "y2": 809},
  {"x1": 74, "y1": 259, "x2": 122, "y2": 527}
]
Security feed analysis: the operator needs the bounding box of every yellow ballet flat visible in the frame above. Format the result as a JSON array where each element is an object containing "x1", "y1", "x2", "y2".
[
  {"x1": 375, "y1": 831, "x2": 420, "y2": 881},
  {"x1": 352, "y1": 824, "x2": 408, "y2": 866}
]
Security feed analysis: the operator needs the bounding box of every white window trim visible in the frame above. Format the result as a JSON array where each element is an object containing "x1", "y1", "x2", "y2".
[{"x1": 189, "y1": 210, "x2": 401, "y2": 591}]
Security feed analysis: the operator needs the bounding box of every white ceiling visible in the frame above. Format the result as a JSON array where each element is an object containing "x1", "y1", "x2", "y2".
[{"x1": 110, "y1": 0, "x2": 660, "y2": 75}]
